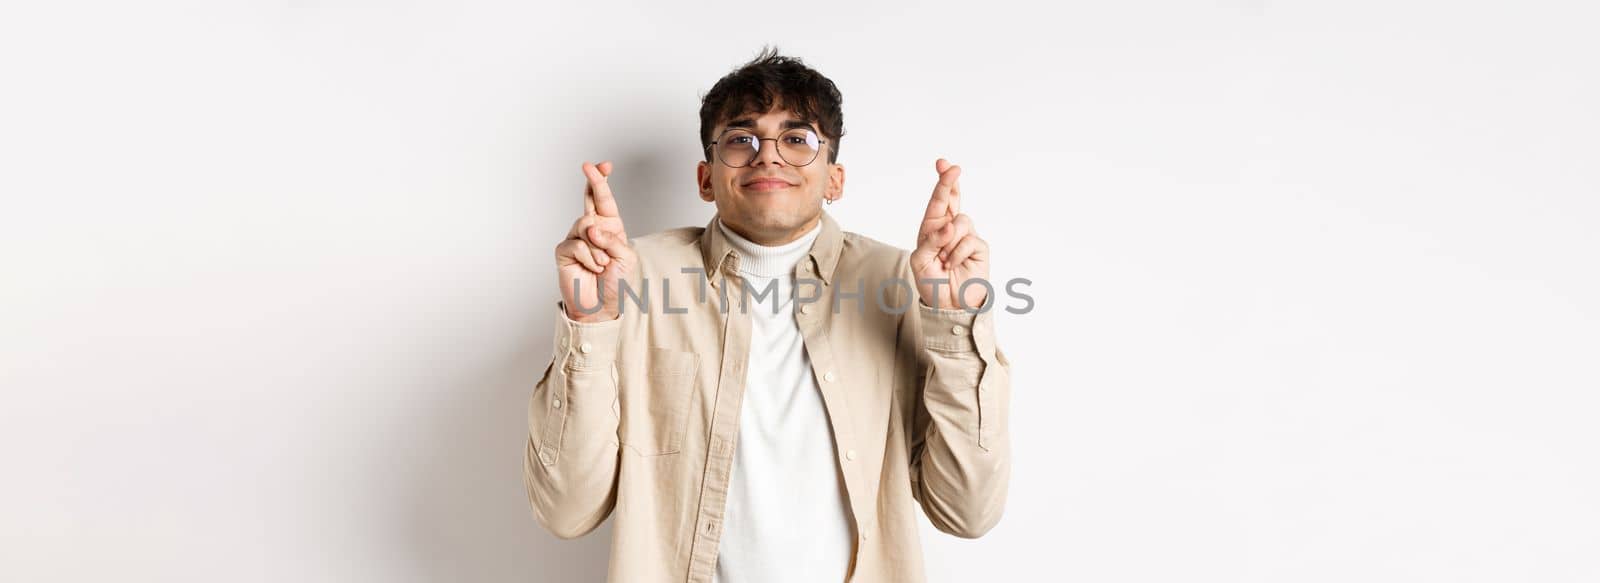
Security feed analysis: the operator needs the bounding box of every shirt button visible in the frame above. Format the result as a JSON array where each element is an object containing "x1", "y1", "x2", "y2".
[
  {"x1": 800, "y1": 304, "x2": 812, "y2": 315},
  {"x1": 951, "y1": 325, "x2": 965, "y2": 335},
  {"x1": 579, "y1": 342, "x2": 593, "y2": 354},
  {"x1": 860, "y1": 532, "x2": 869, "y2": 541},
  {"x1": 552, "y1": 399, "x2": 562, "y2": 409},
  {"x1": 823, "y1": 371, "x2": 836, "y2": 382},
  {"x1": 845, "y1": 449, "x2": 857, "y2": 461}
]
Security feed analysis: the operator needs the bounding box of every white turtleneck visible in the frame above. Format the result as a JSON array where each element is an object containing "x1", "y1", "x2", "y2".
[{"x1": 713, "y1": 218, "x2": 854, "y2": 583}]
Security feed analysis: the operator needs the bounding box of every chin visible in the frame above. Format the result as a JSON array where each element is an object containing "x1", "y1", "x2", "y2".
[
  {"x1": 719, "y1": 194, "x2": 818, "y2": 230},
  {"x1": 747, "y1": 212, "x2": 795, "y2": 229},
  {"x1": 729, "y1": 209, "x2": 793, "y2": 232}
]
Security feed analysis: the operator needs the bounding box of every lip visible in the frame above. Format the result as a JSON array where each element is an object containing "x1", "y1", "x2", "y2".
[{"x1": 742, "y1": 177, "x2": 796, "y2": 192}]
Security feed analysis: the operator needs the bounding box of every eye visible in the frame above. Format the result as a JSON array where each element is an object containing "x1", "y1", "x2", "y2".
[
  {"x1": 780, "y1": 130, "x2": 819, "y2": 148},
  {"x1": 724, "y1": 133, "x2": 756, "y2": 145}
]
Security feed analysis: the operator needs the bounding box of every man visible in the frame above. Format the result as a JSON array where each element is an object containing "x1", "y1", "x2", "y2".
[{"x1": 524, "y1": 49, "x2": 1012, "y2": 583}]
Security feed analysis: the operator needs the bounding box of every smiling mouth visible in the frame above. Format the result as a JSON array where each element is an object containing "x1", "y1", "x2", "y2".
[{"x1": 743, "y1": 179, "x2": 794, "y2": 192}]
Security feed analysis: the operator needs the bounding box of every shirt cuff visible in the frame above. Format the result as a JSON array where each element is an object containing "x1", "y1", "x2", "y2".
[
  {"x1": 919, "y1": 303, "x2": 985, "y2": 353},
  {"x1": 554, "y1": 301, "x2": 621, "y2": 371}
]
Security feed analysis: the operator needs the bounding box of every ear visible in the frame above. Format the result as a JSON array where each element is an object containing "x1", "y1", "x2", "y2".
[
  {"x1": 697, "y1": 160, "x2": 715, "y2": 202},
  {"x1": 825, "y1": 162, "x2": 846, "y2": 203}
]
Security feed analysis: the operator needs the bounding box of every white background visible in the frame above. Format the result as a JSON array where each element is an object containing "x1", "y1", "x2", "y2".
[{"x1": 3, "y1": 1, "x2": 1597, "y2": 581}]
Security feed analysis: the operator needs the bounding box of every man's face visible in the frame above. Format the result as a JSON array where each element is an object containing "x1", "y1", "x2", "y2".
[{"x1": 698, "y1": 106, "x2": 845, "y2": 246}]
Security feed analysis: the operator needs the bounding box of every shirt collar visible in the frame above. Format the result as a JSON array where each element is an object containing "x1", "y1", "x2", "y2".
[{"x1": 700, "y1": 210, "x2": 843, "y2": 289}]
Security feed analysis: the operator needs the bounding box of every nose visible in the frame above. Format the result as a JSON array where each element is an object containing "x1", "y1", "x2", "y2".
[{"x1": 752, "y1": 137, "x2": 787, "y2": 167}]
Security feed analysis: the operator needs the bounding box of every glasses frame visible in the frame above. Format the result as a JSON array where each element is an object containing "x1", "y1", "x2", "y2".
[{"x1": 706, "y1": 127, "x2": 829, "y2": 168}]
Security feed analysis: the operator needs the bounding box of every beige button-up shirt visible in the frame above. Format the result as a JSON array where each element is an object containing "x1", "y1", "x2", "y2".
[{"x1": 524, "y1": 211, "x2": 1013, "y2": 582}]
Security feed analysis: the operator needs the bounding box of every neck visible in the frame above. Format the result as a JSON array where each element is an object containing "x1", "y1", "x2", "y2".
[{"x1": 726, "y1": 214, "x2": 823, "y2": 246}]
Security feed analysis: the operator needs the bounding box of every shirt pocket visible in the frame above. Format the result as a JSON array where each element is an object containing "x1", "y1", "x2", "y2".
[{"x1": 621, "y1": 347, "x2": 699, "y2": 456}]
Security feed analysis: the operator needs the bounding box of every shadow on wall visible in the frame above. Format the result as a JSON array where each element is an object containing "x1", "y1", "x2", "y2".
[{"x1": 400, "y1": 96, "x2": 710, "y2": 582}]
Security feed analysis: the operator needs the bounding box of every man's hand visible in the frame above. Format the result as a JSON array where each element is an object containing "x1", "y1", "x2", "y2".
[
  {"x1": 556, "y1": 161, "x2": 635, "y2": 322},
  {"x1": 912, "y1": 159, "x2": 990, "y2": 310}
]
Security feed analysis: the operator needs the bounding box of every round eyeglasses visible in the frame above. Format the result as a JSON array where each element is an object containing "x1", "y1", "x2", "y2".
[{"x1": 708, "y1": 127, "x2": 827, "y2": 168}]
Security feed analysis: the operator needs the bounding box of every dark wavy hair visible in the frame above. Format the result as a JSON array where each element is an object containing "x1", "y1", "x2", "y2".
[{"x1": 699, "y1": 47, "x2": 846, "y2": 164}]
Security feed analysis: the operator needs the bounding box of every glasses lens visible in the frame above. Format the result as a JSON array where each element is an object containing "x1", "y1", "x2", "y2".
[
  {"x1": 716, "y1": 128, "x2": 823, "y2": 167},
  {"x1": 718, "y1": 130, "x2": 759, "y2": 167},
  {"x1": 777, "y1": 129, "x2": 821, "y2": 166}
]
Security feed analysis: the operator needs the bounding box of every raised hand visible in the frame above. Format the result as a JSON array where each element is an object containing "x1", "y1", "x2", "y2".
[
  {"x1": 912, "y1": 158, "x2": 991, "y2": 310},
  {"x1": 556, "y1": 161, "x2": 636, "y2": 322}
]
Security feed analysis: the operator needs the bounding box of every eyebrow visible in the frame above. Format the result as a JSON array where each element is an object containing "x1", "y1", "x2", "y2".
[{"x1": 722, "y1": 118, "x2": 817, "y2": 133}]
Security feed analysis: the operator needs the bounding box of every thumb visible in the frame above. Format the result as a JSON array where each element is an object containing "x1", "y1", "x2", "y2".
[{"x1": 588, "y1": 226, "x2": 631, "y2": 260}]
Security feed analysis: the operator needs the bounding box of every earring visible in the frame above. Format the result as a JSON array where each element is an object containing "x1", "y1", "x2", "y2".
[{"x1": 825, "y1": 197, "x2": 835, "y2": 205}]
